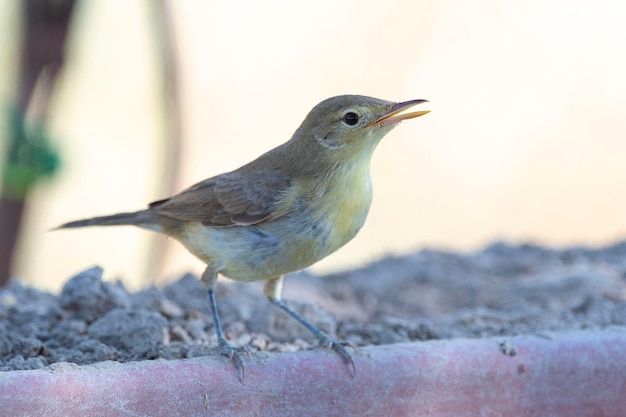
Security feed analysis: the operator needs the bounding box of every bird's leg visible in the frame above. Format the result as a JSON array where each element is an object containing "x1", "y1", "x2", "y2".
[
  {"x1": 264, "y1": 276, "x2": 356, "y2": 375},
  {"x1": 201, "y1": 267, "x2": 248, "y2": 381}
]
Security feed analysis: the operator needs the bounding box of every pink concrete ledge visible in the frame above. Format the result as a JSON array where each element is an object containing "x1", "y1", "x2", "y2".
[{"x1": 1, "y1": 329, "x2": 625, "y2": 417}]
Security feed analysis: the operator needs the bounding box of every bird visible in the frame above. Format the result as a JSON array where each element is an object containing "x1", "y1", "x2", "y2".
[{"x1": 56, "y1": 94, "x2": 430, "y2": 380}]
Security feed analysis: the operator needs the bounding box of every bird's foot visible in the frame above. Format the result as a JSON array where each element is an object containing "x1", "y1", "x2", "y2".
[
  {"x1": 218, "y1": 338, "x2": 250, "y2": 382},
  {"x1": 317, "y1": 334, "x2": 357, "y2": 376}
]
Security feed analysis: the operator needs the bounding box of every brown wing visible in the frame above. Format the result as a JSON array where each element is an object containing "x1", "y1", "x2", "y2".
[{"x1": 148, "y1": 171, "x2": 293, "y2": 227}]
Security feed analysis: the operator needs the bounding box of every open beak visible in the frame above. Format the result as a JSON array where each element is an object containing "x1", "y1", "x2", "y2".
[{"x1": 370, "y1": 99, "x2": 430, "y2": 127}]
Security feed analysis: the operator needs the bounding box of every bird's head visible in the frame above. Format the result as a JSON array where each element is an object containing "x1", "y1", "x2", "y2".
[{"x1": 292, "y1": 95, "x2": 429, "y2": 166}]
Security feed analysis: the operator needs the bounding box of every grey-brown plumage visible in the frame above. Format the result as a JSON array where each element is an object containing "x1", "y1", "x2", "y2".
[
  {"x1": 56, "y1": 95, "x2": 430, "y2": 380},
  {"x1": 148, "y1": 170, "x2": 293, "y2": 227},
  {"x1": 57, "y1": 211, "x2": 156, "y2": 229}
]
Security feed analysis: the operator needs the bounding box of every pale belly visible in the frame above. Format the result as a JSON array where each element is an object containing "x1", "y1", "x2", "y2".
[{"x1": 177, "y1": 186, "x2": 372, "y2": 281}]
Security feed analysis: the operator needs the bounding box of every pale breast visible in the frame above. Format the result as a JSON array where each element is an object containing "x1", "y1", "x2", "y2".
[
  {"x1": 175, "y1": 166, "x2": 374, "y2": 282},
  {"x1": 321, "y1": 173, "x2": 373, "y2": 253}
]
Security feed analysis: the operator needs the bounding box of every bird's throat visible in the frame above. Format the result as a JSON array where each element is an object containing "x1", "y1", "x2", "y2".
[{"x1": 315, "y1": 158, "x2": 374, "y2": 253}]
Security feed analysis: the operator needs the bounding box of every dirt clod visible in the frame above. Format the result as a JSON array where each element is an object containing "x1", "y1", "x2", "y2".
[{"x1": 1, "y1": 241, "x2": 626, "y2": 371}]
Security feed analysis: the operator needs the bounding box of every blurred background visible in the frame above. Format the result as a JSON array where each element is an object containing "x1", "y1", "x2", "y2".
[{"x1": 1, "y1": 0, "x2": 625, "y2": 292}]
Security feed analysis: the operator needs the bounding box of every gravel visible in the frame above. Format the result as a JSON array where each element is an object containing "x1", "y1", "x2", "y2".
[{"x1": 1, "y1": 241, "x2": 625, "y2": 371}]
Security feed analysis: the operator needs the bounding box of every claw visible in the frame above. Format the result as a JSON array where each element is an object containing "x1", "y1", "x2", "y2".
[
  {"x1": 338, "y1": 341, "x2": 358, "y2": 353},
  {"x1": 318, "y1": 335, "x2": 358, "y2": 376},
  {"x1": 218, "y1": 339, "x2": 248, "y2": 383}
]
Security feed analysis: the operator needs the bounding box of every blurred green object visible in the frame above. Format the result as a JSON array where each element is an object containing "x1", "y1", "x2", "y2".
[{"x1": 2, "y1": 107, "x2": 60, "y2": 200}]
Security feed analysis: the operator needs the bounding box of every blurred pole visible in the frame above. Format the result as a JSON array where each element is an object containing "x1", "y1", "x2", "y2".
[
  {"x1": 0, "y1": 0, "x2": 74, "y2": 286},
  {"x1": 145, "y1": 0, "x2": 183, "y2": 285}
]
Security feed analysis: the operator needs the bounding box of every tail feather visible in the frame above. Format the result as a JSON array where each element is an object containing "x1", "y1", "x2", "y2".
[{"x1": 54, "y1": 210, "x2": 158, "y2": 231}]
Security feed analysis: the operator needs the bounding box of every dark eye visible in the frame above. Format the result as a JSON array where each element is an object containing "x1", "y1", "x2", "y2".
[{"x1": 342, "y1": 112, "x2": 359, "y2": 126}]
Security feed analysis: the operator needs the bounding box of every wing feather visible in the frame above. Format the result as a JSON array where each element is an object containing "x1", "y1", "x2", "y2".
[{"x1": 149, "y1": 171, "x2": 293, "y2": 227}]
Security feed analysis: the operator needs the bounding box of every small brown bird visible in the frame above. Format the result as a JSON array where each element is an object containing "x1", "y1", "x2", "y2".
[{"x1": 57, "y1": 95, "x2": 429, "y2": 379}]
